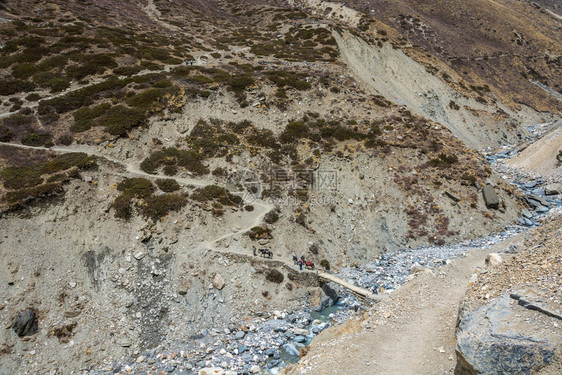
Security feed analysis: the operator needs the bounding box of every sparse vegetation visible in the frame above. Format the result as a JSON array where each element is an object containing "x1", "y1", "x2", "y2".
[{"x1": 266, "y1": 269, "x2": 284, "y2": 283}]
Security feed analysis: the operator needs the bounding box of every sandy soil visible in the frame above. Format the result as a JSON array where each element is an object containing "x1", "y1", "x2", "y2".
[{"x1": 507, "y1": 124, "x2": 562, "y2": 178}]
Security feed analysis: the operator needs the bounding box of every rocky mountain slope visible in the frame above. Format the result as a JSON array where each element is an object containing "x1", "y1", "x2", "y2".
[{"x1": 0, "y1": 0, "x2": 560, "y2": 374}]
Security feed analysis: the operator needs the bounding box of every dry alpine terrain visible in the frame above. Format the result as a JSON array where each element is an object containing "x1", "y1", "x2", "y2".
[{"x1": 0, "y1": 0, "x2": 560, "y2": 374}]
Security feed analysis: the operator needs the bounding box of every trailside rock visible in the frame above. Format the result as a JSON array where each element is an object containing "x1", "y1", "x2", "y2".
[
  {"x1": 213, "y1": 274, "x2": 225, "y2": 290},
  {"x1": 455, "y1": 293, "x2": 560, "y2": 375},
  {"x1": 482, "y1": 185, "x2": 499, "y2": 209},
  {"x1": 484, "y1": 253, "x2": 502, "y2": 267},
  {"x1": 11, "y1": 308, "x2": 38, "y2": 337}
]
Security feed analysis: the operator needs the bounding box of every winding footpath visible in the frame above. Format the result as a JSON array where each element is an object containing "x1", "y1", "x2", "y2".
[{"x1": 0, "y1": 141, "x2": 374, "y2": 299}]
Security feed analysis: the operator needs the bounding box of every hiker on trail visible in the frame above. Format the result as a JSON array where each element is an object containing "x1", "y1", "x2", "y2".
[
  {"x1": 190, "y1": 59, "x2": 194, "y2": 66},
  {"x1": 253, "y1": 246, "x2": 257, "y2": 256},
  {"x1": 299, "y1": 260, "x2": 303, "y2": 271},
  {"x1": 300, "y1": 255, "x2": 305, "y2": 263},
  {"x1": 292, "y1": 251, "x2": 297, "y2": 264}
]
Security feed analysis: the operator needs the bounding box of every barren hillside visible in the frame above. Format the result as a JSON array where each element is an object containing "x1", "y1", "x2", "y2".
[{"x1": 0, "y1": 0, "x2": 560, "y2": 374}]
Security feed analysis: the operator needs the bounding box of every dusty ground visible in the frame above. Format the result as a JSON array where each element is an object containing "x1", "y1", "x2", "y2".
[{"x1": 507, "y1": 123, "x2": 562, "y2": 179}]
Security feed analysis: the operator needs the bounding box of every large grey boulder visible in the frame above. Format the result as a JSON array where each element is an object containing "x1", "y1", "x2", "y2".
[
  {"x1": 308, "y1": 287, "x2": 334, "y2": 312},
  {"x1": 455, "y1": 292, "x2": 561, "y2": 374},
  {"x1": 11, "y1": 308, "x2": 38, "y2": 337},
  {"x1": 482, "y1": 184, "x2": 499, "y2": 209}
]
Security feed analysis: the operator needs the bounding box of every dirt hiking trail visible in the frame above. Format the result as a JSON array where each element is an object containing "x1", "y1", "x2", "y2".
[{"x1": 287, "y1": 234, "x2": 526, "y2": 375}]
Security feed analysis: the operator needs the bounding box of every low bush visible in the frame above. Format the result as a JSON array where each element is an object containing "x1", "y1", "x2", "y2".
[
  {"x1": 11, "y1": 63, "x2": 38, "y2": 79},
  {"x1": 117, "y1": 177, "x2": 154, "y2": 198},
  {"x1": 228, "y1": 74, "x2": 255, "y2": 92},
  {"x1": 25, "y1": 93, "x2": 41, "y2": 101},
  {"x1": 4, "y1": 182, "x2": 63, "y2": 204},
  {"x1": 264, "y1": 210, "x2": 279, "y2": 224},
  {"x1": 21, "y1": 131, "x2": 52, "y2": 146},
  {"x1": 320, "y1": 259, "x2": 330, "y2": 270},
  {"x1": 247, "y1": 225, "x2": 272, "y2": 240},
  {"x1": 113, "y1": 194, "x2": 132, "y2": 219},
  {"x1": 0, "y1": 127, "x2": 14, "y2": 142},
  {"x1": 56, "y1": 133, "x2": 73, "y2": 145},
  {"x1": 191, "y1": 184, "x2": 242, "y2": 206},
  {"x1": 156, "y1": 178, "x2": 180, "y2": 192},
  {"x1": 140, "y1": 193, "x2": 187, "y2": 220},
  {"x1": 32, "y1": 71, "x2": 71, "y2": 92},
  {"x1": 266, "y1": 269, "x2": 284, "y2": 283},
  {"x1": 428, "y1": 153, "x2": 459, "y2": 168},
  {"x1": 280, "y1": 120, "x2": 308, "y2": 143},
  {"x1": 113, "y1": 65, "x2": 142, "y2": 76},
  {"x1": 0, "y1": 78, "x2": 36, "y2": 95},
  {"x1": 101, "y1": 105, "x2": 145, "y2": 136},
  {"x1": 140, "y1": 148, "x2": 208, "y2": 175}
]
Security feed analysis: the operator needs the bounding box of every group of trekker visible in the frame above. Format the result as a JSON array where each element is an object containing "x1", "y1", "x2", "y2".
[{"x1": 292, "y1": 251, "x2": 308, "y2": 271}]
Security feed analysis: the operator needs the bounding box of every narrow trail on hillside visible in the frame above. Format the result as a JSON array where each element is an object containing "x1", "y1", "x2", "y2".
[
  {"x1": 203, "y1": 200, "x2": 375, "y2": 300},
  {"x1": 0, "y1": 142, "x2": 212, "y2": 187},
  {"x1": 0, "y1": 142, "x2": 373, "y2": 297},
  {"x1": 142, "y1": 0, "x2": 181, "y2": 32}
]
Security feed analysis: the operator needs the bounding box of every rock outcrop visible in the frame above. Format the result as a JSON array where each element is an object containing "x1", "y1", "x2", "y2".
[
  {"x1": 455, "y1": 291, "x2": 561, "y2": 375},
  {"x1": 482, "y1": 185, "x2": 499, "y2": 209}
]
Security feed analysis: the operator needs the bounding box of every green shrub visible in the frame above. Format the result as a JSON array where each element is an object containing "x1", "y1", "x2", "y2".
[
  {"x1": 228, "y1": 75, "x2": 255, "y2": 92},
  {"x1": 320, "y1": 259, "x2": 330, "y2": 270},
  {"x1": 4, "y1": 182, "x2": 63, "y2": 204},
  {"x1": 42, "y1": 153, "x2": 95, "y2": 174},
  {"x1": 156, "y1": 178, "x2": 180, "y2": 192},
  {"x1": 113, "y1": 65, "x2": 142, "y2": 76},
  {"x1": 117, "y1": 177, "x2": 154, "y2": 198},
  {"x1": 247, "y1": 128, "x2": 279, "y2": 149},
  {"x1": 37, "y1": 55, "x2": 68, "y2": 71},
  {"x1": 0, "y1": 152, "x2": 93, "y2": 189},
  {"x1": 0, "y1": 78, "x2": 36, "y2": 95},
  {"x1": 11, "y1": 63, "x2": 38, "y2": 79},
  {"x1": 0, "y1": 166, "x2": 43, "y2": 189},
  {"x1": 113, "y1": 194, "x2": 132, "y2": 219},
  {"x1": 280, "y1": 121, "x2": 308, "y2": 143},
  {"x1": 21, "y1": 131, "x2": 52, "y2": 146},
  {"x1": 71, "y1": 102, "x2": 111, "y2": 132},
  {"x1": 140, "y1": 193, "x2": 187, "y2": 219},
  {"x1": 101, "y1": 105, "x2": 145, "y2": 136},
  {"x1": 140, "y1": 148, "x2": 208, "y2": 175},
  {"x1": 266, "y1": 269, "x2": 284, "y2": 283},
  {"x1": 32, "y1": 71, "x2": 71, "y2": 92},
  {"x1": 25, "y1": 93, "x2": 41, "y2": 101},
  {"x1": 191, "y1": 185, "x2": 242, "y2": 206}
]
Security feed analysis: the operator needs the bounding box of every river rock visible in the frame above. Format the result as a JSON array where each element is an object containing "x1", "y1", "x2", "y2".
[
  {"x1": 455, "y1": 292, "x2": 560, "y2": 374},
  {"x1": 234, "y1": 331, "x2": 245, "y2": 340},
  {"x1": 482, "y1": 185, "x2": 499, "y2": 209},
  {"x1": 11, "y1": 308, "x2": 38, "y2": 337},
  {"x1": 213, "y1": 274, "x2": 225, "y2": 290},
  {"x1": 283, "y1": 343, "x2": 300, "y2": 356},
  {"x1": 199, "y1": 368, "x2": 225, "y2": 375},
  {"x1": 308, "y1": 287, "x2": 334, "y2": 312},
  {"x1": 544, "y1": 183, "x2": 561, "y2": 195},
  {"x1": 294, "y1": 335, "x2": 306, "y2": 343},
  {"x1": 521, "y1": 209, "x2": 533, "y2": 219},
  {"x1": 526, "y1": 194, "x2": 549, "y2": 208}
]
